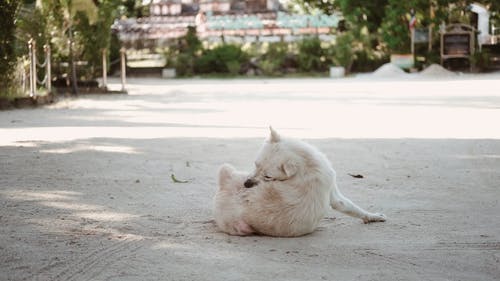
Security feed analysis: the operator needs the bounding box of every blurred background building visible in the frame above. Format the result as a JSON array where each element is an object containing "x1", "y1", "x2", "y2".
[{"x1": 113, "y1": 0, "x2": 340, "y2": 49}]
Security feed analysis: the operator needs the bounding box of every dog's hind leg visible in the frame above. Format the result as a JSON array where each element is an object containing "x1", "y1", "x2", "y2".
[
  {"x1": 329, "y1": 180, "x2": 386, "y2": 223},
  {"x1": 230, "y1": 220, "x2": 255, "y2": 236}
]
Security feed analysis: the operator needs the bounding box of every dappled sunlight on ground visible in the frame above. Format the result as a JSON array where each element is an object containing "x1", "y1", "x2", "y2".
[
  {"x1": 0, "y1": 189, "x2": 139, "y2": 224},
  {"x1": 39, "y1": 144, "x2": 139, "y2": 154},
  {"x1": 0, "y1": 190, "x2": 82, "y2": 202}
]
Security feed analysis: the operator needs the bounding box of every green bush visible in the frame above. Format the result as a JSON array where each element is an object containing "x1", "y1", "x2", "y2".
[
  {"x1": 297, "y1": 37, "x2": 328, "y2": 72},
  {"x1": 258, "y1": 42, "x2": 289, "y2": 75},
  {"x1": 194, "y1": 44, "x2": 248, "y2": 75},
  {"x1": 225, "y1": 60, "x2": 241, "y2": 75},
  {"x1": 167, "y1": 31, "x2": 399, "y2": 77},
  {"x1": 179, "y1": 26, "x2": 202, "y2": 55},
  {"x1": 193, "y1": 50, "x2": 215, "y2": 74},
  {"x1": 351, "y1": 49, "x2": 388, "y2": 73},
  {"x1": 175, "y1": 53, "x2": 195, "y2": 76},
  {"x1": 472, "y1": 50, "x2": 491, "y2": 72},
  {"x1": 173, "y1": 26, "x2": 201, "y2": 76},
  {"x1": 330, "y1": 32, "x2": 354, "y2": 72}
]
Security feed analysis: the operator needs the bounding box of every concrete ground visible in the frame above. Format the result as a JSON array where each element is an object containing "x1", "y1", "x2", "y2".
[{"x1": 1, "y1": 76, "x2": 499, "y2": 281}]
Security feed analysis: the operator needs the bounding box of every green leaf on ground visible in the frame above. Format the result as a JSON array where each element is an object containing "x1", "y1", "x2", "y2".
[{"x1": 171, "y1": 174, "x2": 189, "y2": 183}]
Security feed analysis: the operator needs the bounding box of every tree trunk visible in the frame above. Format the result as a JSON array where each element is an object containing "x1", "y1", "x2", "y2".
[{"x1": 68, "y1": 25, "x2": 78, "y2": 95}]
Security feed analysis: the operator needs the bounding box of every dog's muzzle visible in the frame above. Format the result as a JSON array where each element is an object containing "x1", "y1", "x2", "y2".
[{"x1": 244, "y1": 179, "x2": 257, "y2": 188}]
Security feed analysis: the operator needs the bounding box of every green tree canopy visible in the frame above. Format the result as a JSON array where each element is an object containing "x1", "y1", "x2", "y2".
[
  {"x1": 292, "y1": 0, "x2": 500, "y2": 55},
  {"x1": 0, "y1": 0, "x2": 21, "y2": 94}
]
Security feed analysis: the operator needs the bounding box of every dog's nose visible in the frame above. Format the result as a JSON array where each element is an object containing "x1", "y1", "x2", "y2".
[{"x1": 244, "y1": 179, "x2": 256, "y2": 188}]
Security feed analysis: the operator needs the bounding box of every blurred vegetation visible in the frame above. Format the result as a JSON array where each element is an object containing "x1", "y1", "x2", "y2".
[
  {"x1": 165, "y1": 0, "x2": 500, "y2": 77},
  {"x1": 195, "y1": 44, "x2": 249, "y2": 75},
  {"x1": 296, "y1": 37, "x2": 328, "y2": 72},
  {"x1": 292, "y1": 0, "x2": 499, "y2": 67},
  {"x1": 167, "y1": 34, "x2": 332, "y2": 77},
  {"x1": 1, "y1": 0, "x2": 132, "y2": 98},
  {"x1": 166, "y1": 31, "x2": 387, "y2": 77},
  {"x1": 2, "y1": 0, "x2": 500, "y2": 98},
  {"x1": 0, "y1": 0, "x2": 22, "y2": 98},
  {"x1": 257, "y1": 42, "x2": 290, "y2": 76}
]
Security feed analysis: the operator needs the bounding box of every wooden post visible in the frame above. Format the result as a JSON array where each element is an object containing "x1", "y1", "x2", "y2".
[
  {"x1": 120, "y1": 47, "x2": 126, "y2": 92},
  {"x1": 429, "y1": 0, "x2": 435, "y2": 52},
  {"x1": 102, "y1": 48, "x2": 107, "y2": 90},
  {"x1": 411, "y1": 28, "x2": 415, "y2": 55},
  {"x1": 29, "y1": 39, "x2": 37, "y2": 97},
  {"x1": 44, "y1": 44, "x2": 51, "y2": 93},
  {"x1": 409, "y1": 8, "x2": 416, "y2": 56},
  {"x1": 68, "y1": 26, "x2": 78, "y2": 95}
]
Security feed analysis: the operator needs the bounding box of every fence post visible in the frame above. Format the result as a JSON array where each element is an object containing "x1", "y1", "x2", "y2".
[
  {"x1": 22, "y1": 62, "x2": 26, "y2": 94},
  {"x1": 120, "y1": 47, "x2": 126, "y2": 92},
  {"x1": 28, "y1": 39, "x2": 36, "y2": 97},
  {"x1": 44, "y1": 44, "x2": 51, "y2": 93},
  {"x1": 102, "y1": 48, "x2": 107, "y2": 90}
]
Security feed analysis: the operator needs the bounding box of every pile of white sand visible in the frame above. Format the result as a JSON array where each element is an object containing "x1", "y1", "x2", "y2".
[
  {"x1": 372, "y1": 63, "x2": 407, "y2": 77},
  {"x1": 370, "y1": 63, "x2": 457, "y2": 79},
  {"x1": 419, "y1": 63, "x2": 456, "y2": 77}
]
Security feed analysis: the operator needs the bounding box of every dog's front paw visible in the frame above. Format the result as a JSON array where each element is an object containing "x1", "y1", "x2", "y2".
[
  {"x1": 218, "y1": 164, "x2": 236, "y2": 187},
  {"x1": 219, "y1": 163, "x2": 236, "y2": 174},
  {"x1": 363, "y1": 213, "x2": 386, "y2": 224}
]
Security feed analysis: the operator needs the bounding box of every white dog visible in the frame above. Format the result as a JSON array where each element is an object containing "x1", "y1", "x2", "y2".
[{"x1": 214, "y1": 128, "x2": 386, "y2": 237}]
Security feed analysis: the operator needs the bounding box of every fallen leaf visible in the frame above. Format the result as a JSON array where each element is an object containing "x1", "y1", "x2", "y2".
[
  {"x1": 171, "y1": 174, "x2": 189, "y2": 183},
  {"x1": 348, "y1": 173, "x2": 364, "y2": 178}
]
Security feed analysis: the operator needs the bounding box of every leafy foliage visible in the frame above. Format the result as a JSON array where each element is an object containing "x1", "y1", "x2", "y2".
[
  {"x1": 195, "y1": 44, "x2": 249, "y2": 75},
  {"x1": 295, "y1": 0, "x2": 499, "y2": 61},
  {"x1": 297, "y1": 37, "x2": 329, "y2": 72},
  {"x1": 6, "y1": 0, "x2": 499, "y2": 94},
  {"x1": 288, "y1": 0, "x2": 388, "y2": 33},
  {"x1": 330, "y1": 32, "x2": 354, "y2": 72},
  {"x1": 258, "y1": 42, "x2": 289, "y2": 75},
  {"x1": 333, "y1": 0, "x2": 388, "y2": 34},
  {"x1": 379, "y1": 0, "x2": 413, "y2": 54},
  {"x1": 74, "y1": 1, "x2": 120, "y2": 78},
  {"x1": 173, "y1": 26, "x2": 202, "y2": 76},
  {"x1": 0, "y1": 0, "x2": 21, "y2": 95},
  {"x1": 170, "y1": 28, "x2": 250, "y2": 76},
  {"x1": 14, "y1": 0, "x2": 123, "y2": 88}
]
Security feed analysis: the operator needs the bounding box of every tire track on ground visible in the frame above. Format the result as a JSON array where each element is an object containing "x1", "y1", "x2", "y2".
[
  {"x1": 51, "y1": 237, "x2": 144, "y2": 281},
  {"x1": 426, "y1": 241, "x2": 500, "y2": 251}
]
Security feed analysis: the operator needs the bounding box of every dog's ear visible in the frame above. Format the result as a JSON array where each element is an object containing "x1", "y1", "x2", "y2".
[
  {"x1": 281, "y1": 160, "x2": 297, "y2": 178},
  {"x1": 269, "y1": 126, "x2": 280, "y2": 143}
]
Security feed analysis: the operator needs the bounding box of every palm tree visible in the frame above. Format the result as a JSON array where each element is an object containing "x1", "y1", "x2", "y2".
[{"x1": 37, "y1": 0, "x2": 97, "y2": 95}]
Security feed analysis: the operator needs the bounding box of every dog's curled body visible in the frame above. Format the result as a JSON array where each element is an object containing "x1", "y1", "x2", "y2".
[
  {"x1": 214, "y1": 128, "x2": 386, "y2": 237},
  {"x1": 242, "y1": 138, "x2": 334, "y2": 236}
]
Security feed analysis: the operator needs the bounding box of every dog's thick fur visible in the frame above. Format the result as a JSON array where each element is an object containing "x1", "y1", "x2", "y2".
[{"x1": 214, "y1": 128, "x2": 386, "y2": 237}]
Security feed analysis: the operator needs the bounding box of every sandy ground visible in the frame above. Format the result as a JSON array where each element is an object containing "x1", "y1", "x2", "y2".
[{"x1": 1, "y1": 75, "x2": 500, "y2": 281}]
